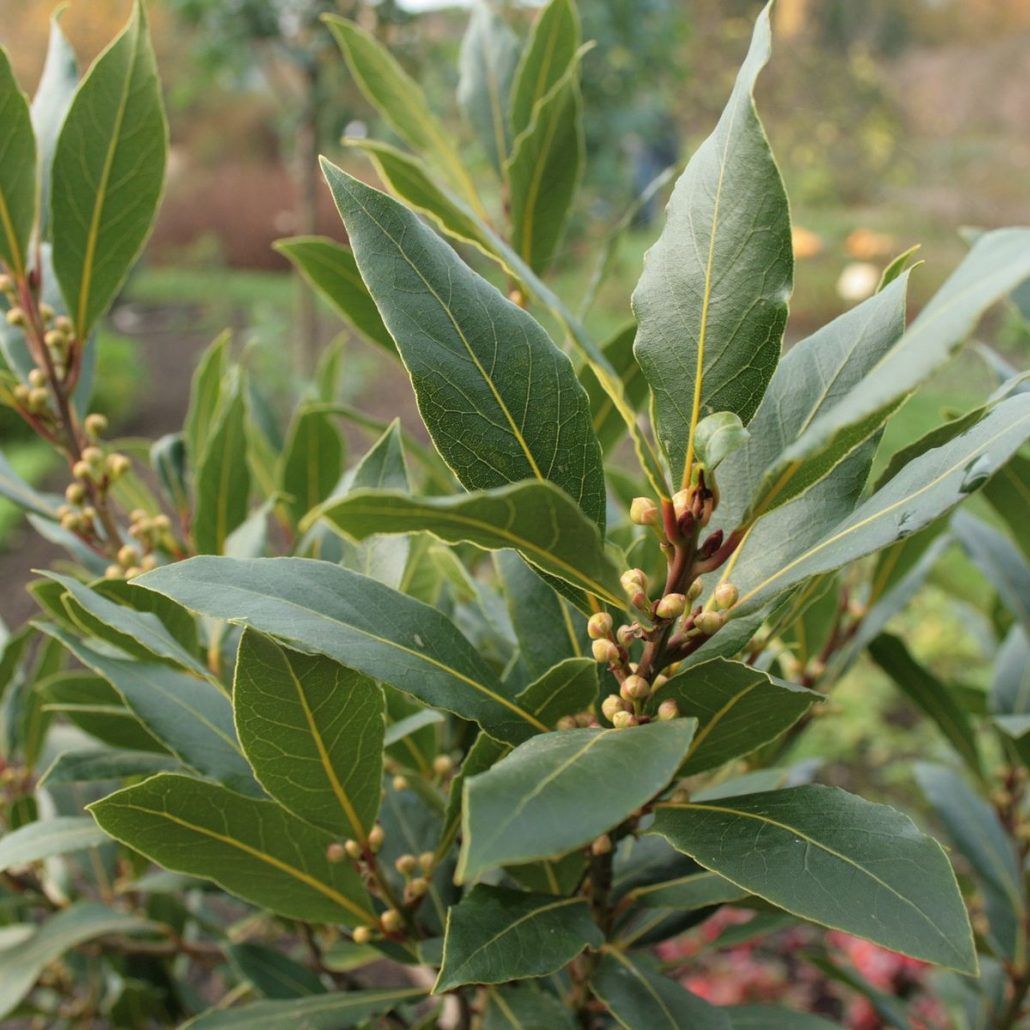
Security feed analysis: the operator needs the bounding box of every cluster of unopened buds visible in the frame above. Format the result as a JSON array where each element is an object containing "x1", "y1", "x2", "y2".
[{"x1": 3, "y1": 277, "x2": 75, "y2": 378}]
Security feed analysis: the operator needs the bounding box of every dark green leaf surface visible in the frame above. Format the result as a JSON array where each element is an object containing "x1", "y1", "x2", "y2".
[
  {"x1": 726, "y1": 1005, "x2": 838, "y2": 1029},
  {"x1": 317, "y1": 482, "x2": 624, "y2": 610},
  {"x1": 435, "y1": 884, "x2": 602, "y2": 992},
  {"x1": 515, "y1": 657, "x2": 598, "y2": 728},
  {"x1": 652, "y1": 785, "x2": 977, "y2": 972},
  {"x1": 227, "y1": 942, "x2": 326, "y2": 1000},
  {"x1": 458, "y1": 719, "x2": 695, "y2": 881},
  {"x1": 632, "y1": 5, "x2": 791, "y2": 482},
  {"x1": 583, "y1": 323, "x2": 649, "y2": 454},
  {"x1": 509, "y1": 0, "x2": 579, "y2": 137},
  {"x1": 89, "y1": 773, "x2": 375, "y2": 926},
  {"x1": 0, "y1": 816, "x2": 108, "y2": 874},
  {"x1": 623, "y1": 868, "x2": 745, "y2": 911},
  {"x1": 321, "y1": 162, "x2": 605, "y2": 528},
  {"x1": 953, "y1": 511, "x2": 1030, "y2": 633},
  {"x1": 274, "y1": 236, "x2": 395, "y2": 355},
  {"x1": 137, "y1": 557, "x2": 547, "y2": 744},
  {"x1": 51, "y1": 1, "x2": 167, "y2": 338},
  {"x1": 279, "y1": 404, "x2": 344, "y2": 526},
  {"x1": 233, "y1": 630, "x2": 383, "y2": 840},
  {"x1": 991, "y1": 627, "x2": 1029, "y2": 716},
  {"x1": 0, "y1": 46, "x2": 37, "y2": 276},
  {"x1": 484, "y1": 984, "x2": 575, "y2": 1030},
  {"x1": 39, "y1": 748, "x2": 179, "y2": 786},
  {"x1": 654, "y1": 658, "x2": 820, "y2": 774},
  {"x1": 983, "y1": 452, "x2": 1030, "y2": 558},
  {"x1": 184, "y1": 331, "x2": 230, "y2": 467}
]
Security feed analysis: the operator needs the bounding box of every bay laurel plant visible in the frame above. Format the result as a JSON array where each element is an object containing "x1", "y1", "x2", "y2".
[{"x1": 0, "y1": 0, "x2": 1029, "y2": 1026}]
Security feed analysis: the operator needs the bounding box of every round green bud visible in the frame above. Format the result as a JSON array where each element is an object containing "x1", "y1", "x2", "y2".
[
  {"x1": 55, "y1": 315, "x2": 73, "y2": 334},
  {"x1": 367, "y1": 824, "x2": 385, "y2": 853},
  {"x1": 629, "y1": 496, "x2": 659, "y2": 526},
  {"x1": 326, "y1": 842, "x2": 347, "y2": 863},
  {"x1": 380, "y1": 909, "x2": 403, "y2": 934},
  {"x1": 592, "y1": 638, "x2": 620, "y2": 664},
  {"x1": 72, "y1": 460, "x2": 92, "y2": 481},
  {"x1": 686, "y1": 577, "x2": 704, "y2": 601},
  {"x1": 601, "y1": 694, "x2": 626, "y2": 722},
  {"x1": 44, "y1": 329, "x2": 66, "y2": 350},
  {"x1": 80, "y1": 506, "x2": 97, "y2": 524},
  {"x1": 106, "y1": 453, "x2": 131, "y2": 480},
  {"x1": 82, "y1": 446, "x2": 104, "y2": 467},
  {"x1": 587, "y1": 611, "x2": 614, "y2": 639},
  {"x1": 611, "y1": 710, "x2": 636, "y2": 729},
  {"x1": 655, "y1": 593, "x2": 686, "y2": 620},
  {"x1": 714, "y1": 582, "x2": 738, "y2": 609},
  {"x1": 395, "y1": 853, "x2": 418, "y2": 876},
  {"x1": 353, "y1": 926, "x2": 374, "y2": 945},
  {"x1": 5, "y1": 307, "x2": 25, "y2": 326},
  {"x1": 64, "y1": 482, "x2": 86, "y2": 506},
  {"x1": 28, "y1": 368, "x2": 46, "y2": 388},
  {"x1": 84, "y1": 413, "x2": 108, "y2": 438},
  {"x1": 590, "y1": 834, "x2": 613, "y2": 856},
  {"x1": 27, "y1": 387, "x2": 49, "y2": 412},
  {"x1": 620, "y1": 675, "x2": 650, "y2": 701},
  {"x1": 696, "y1": 610, "x2": 724, "y2": 636},
  {"x1": 117, "y1": 544, "x2": 139, "y2": 568},
  {"x1": 13, "y1": 383, "x2": 30, "y2": 404},
  {"x1": 38, "y1": 303, "x2": 55, "y2": 322},
  {"x1": 657, "y1": 699, "x2": 680, "y2": 721},
  {"x1": 59, "y1": 512, "x2": 80, "y2": 532},
  {"x1": 407, "y1": 876, "x2": 429, "y2": 898},
  {"x1": 620, "y1": 568, "x2": 647, "y2": 594}
]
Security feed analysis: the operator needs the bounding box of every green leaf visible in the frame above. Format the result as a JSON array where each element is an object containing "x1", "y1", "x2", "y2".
[
  {"x1": 0, "y1": 449, "x2": 60, "y2": 518},
  {"x1": 804, "y1": 953, "x2": 912, "y2": 1030},
  {"x1": 507, "y1": 52, "x2": 584, "y2": 274},
  {"x1": 457, "y1": 4, "x2": 520, "y2": 174},
  {"x1": 324, "y1": 17, "x2": 481, "y2": 211},
  {"x1": 726, "y1": 1005, "x2": 838, "y2": 1029},
  {"x1": 991, "y1": 627, "x2": 1029, "y2": 716},
  {"x1": 590, "y1": 950, "x2": 730, "y2": 1030},
  {"x1": 89, "y1": 773, "x2": 375, "y2": 926},
  {"x1": 39, "y1": 747, "x2": 179, "y2": 786},
  {"x1": 623, "y1": 867, "x2": 745, "y2": 911},
  {"x1": 31, "y1": 8, "x2": 78, "y2": 240},
  {"x1": 435, "y1": 884, "x2": 602, "y2": 992},
  {"x1": 193, "y1": 379, "x2": 250, "y2": 555},
  {"x1": 274, "y1": 236, "x2": 395, "y2": 356},
  {"x1": 652, "y1": 784, "x2": 978, "y2": 973},
  {"x1": 953, "y1": 511, "x2": 1030, "y2": 633},
  {"x1": 183, "y1": 986, "x2": 426, "y2": 1030},
  {"x1": 320, "y1": 162, "x2": 606, "y2": 529},
  {"x1": 184, "y1": 331, "x2": 230, "y2": 466},
  {"x1": 137, "y1": 556, "x2": 547, "y2": 744},
  {"x1": 278, "y1": 404, "x2": 344, "y2": 527},
  {"x1": 515, "y1": 657, "x2": 598, "y2": 728},
  {"x1": 0, "y1": 816, "x2": 108, "y2": 874},
  {"x1": 868, "y1": 634, "x2": 983, "y2": 778},
  {"x1": 509, "y1": 0, "x2": 579, "y2": 138},
  {"x1": 583, "y1": 323, "x2": 649, "y2": 454},
  {"x1": 233, "y1": 630, "x2": 384, "y2": 841},
  {"x1": 38, "y1": 623, "x2": 256, "y2": 794},
  {"x1": 720, "y1": 274, "x2": 909, "y2": 527},
  {"x1": 653, "y1": 658, "x2": 820, "y2": 775},
  {"x1": 226, "y1": 942, "x2": 326, "y2": 1000},
  {"x1": 0, "y1": 46, "x2": 37, "y2": 278},
  {"x1": 315, "y1": 482, "x2": 624, "y2": 611},
  {"x1": 915, "y1": 763, "x2": 1025, "y2": 964},
  {"x1": 732, "y1": 394, "x2": 1030, "y2": 616},
  {"x1": 768, "y1": 228, "x2": 1030, "y2": 503},
  {"x1": 632, "y1": 4, "x2": 791, "y2": 485},
  {"x1": 484, "y1": 984, "x2": 575, "y2": 1030},
  {"x1": 0, "y1": 902, "x2": 155, "y2": 1020},
  {"x1": 694, "y1": 412, "x2": 749, "y2": 473},
  {"x1": 982, "y1": 452, "x2": 1030, "y2": 559},
  {"x1": 51, "y1": 0, "x2": 167, "y2": 338},
  {"x1": 457, "y1": 719, "x2": 695, "y2": 882}
]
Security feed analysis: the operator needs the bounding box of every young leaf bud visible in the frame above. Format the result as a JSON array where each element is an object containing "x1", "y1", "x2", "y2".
[
  {"x1": 601, "y1": 694, "x2": 627, "y2": 722},
  {"x1": 5, "y1": 306, "x2": 25, "y2": 326},
  {"x1": 620, "y1": 675, "x2": 651, "y2": 701},
  {"x1": 672, "y1": 488, "x2": 691, "y2": 520},
  {"x1": 686, "y1": 577, "x2": 704, "y2": 601},
  {"x1": 620, "y1": 568, "x2": 647, "y2": 594},
  {"x1": 655, "y1": 593, "x2": 686, "y2": 620},
  {"x1": 344, "y1": 839, "x2": 363, "y2": 861},
  {"x1": 367, "y1": 824, "x2": 385, "y2": 853},
  {"x1": 395, "y1": 853, "x2": 418, "y2": 876},
  {"x1": 84, "y1": 413, "x2": 108, "y2": 438},
  {"x1": 407, "y1": 877, "x2": 429, "y2": 898},
  {"x1": 592, "y1": 638, "x2": 620, "y2": 664},
  {"x1": 714, "y1": 582, "x2": 738, "y2": 609},
  {"x1": 353, "y1": 926, "x2": 374, "y2": 945},
  {"x1": 380, "y1": 909, "x2": 403, "y2": 934},
  {"x1": 591, "y1": 834, "x2": 613, "y2": 855},
  {"x1": 629, "y1": 496, "x2": 659, "y2": 526},
  {"x1": 657, "y1": 699, "x2": 680, "y2": 721},
  {"x1": 326, "y1": 842, "x2": 347, "y2": 863},
  {"x1": 696, "y1": 610, "x2": 724, "y2": 636},
  {"x1": 587, "y1": 611, "x2": 614, "y2": 639},
  {"x1": 432, "y1": 754, "x2": 454, "y2": 777},
  {"x1": 611, "y1": 710, "x2": 637, "y2": 729}
]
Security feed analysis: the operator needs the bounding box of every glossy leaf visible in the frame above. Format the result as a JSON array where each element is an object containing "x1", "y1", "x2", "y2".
[
  {"x1": 274, "y1": 236, "x2": 395, "y2": 355},
  {"x1": 0, "y1": 46, "x2": 37, "y2": 276},
  {"x1": 652, "y1": 785, "x2": 977, "y2": 972},
  {"x1": 51, "y1": 0, "x2": 167, "y2": 338},
  {"x1": 0, "y1": 816, "x2": 108, "y2": 875},
  {"x1": 233, "y1": 630, "x2": 383, "y2": 840},
  {"x1": 515, "y1": 657, "x2": 598, "y2": 728},
  {"x1": 316, "y1": 482, "x2": 624, "y2": 610},
  {"x1": 582, "y1": 323, "x2": 649, "y2": 454},
  {"x1": 484, "y1": 984, "x2": 575, "y2": 1030},
  {"x1": 624, "y1": 867, "x2": 745, "y2": 911},
  {"x1": 89, "y1": 773, "x2": 375, "y2": 926},
  {"x1": 435, "y1": 884, "x2": 602, "y2": 992},
  {"x1": 184, "y1": 331, "x2": 230, "y2": 466},
  {"x1": 458, "y1": 719, "x2": 695, "y2": 881},
  {"x1": 321, "y1": 162, "x2": 605, "y2": 528},
  {"x1": 632, "y1": 5, "x2": 791, "y2": 483},
  {"x1": 137, "y1": 556, "x2": 547, "y2": 744},
  {"x1": 509, "y1": 0, "x2": 579, "y2": 137},
  {"x1": 279, "y1": 404, "x2": 344, "y2": 527},
  {"x1": 39, "y1": 748, "x2": 179, "y2": 786}
]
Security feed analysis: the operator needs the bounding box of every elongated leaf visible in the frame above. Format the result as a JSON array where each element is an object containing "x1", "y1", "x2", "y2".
[
  {"x1": 90, "y1": 773, "x2": 375, "y2": 926},
  {"x1": 0, "y1": 817, "x2": 108, "y2": 874},
  {"x1": 869, "y1": 634, "x2": 983, "y2": 777},
  {"x1": 0, "y1": 449, "x2": 60, "y2": 518},
  {"x1": 770, "y1": 228, "x2": 1030, "y2": 500},
  {"x1": 983, "y1": 452, "x2": 1030, "y2": 558},
  {"x1": 732, "y1": 394, "x2": 1030, "y2": 615},
  {"x1": 652, "y1": 785, "x2": 977, "y2": 972},
  {"x1": 39, "y1": 748, "x2": 179, "y2": 786},
  {"x1": 582, "y1": 323, "x2": 649, "y2": 454},
  {"x1": 316, "y1": 482, "x2": 624, "y2": 610},
  {"x1": 510, "y1": 0, "x2": 579, "y2": 137},
  {"x1": 325, "y1": 17, "x2": 480, "y2": 209},
  {"x1": 484, "y1": 984, "x2": 575, "y2": 1030},
  {"x1": 0, "y1": 47, "x2": 37, "y2": 277},
  {"x1": 632, "y1": 5, "x2": 791, "y2": 483},
  {"x1": 507, "y1": 53, "x2": 583, "y2": 273},
  {"x1": 279, "y1": 404, "x2": 344, "y2": 527},
  {"x1": 184, "y1": 987, "x2": 426, "y2": 1030},
  {"x1": 0, "y1": 902, "x2": 154, "y2": 1020},
  {"x1": 953, "y1": 511, "x2": 1030, "y2": 633},
  {"x1": 137, "y1": 557, "x2": 546, "y2": 744},
  {"x1": 233, "y1": 630, "x2": 383, "y2": 840},
  {"x1": 184, "y1": 331, "x2": 230, "y2": 466},
  {"x1": 435, "y1": 884, "x2": 601, "y2": 992},
  {"x1": 653, "y1": 658, "x2": 820, "y2": 775},
  {"x1": 458, "y1": 4, "x2": 520, "y2": 173},
  {"x1": 193, "y1": 380, "x2": 250, "y2": 555},
  {"x1": 991, "y1": 626, "x2": 1029, "y2": 716},
  {"x1": 720, "y1": 275, "x2": 909, "y2": 527},
  {"x1": 274, "y1": 236, "x2": 395, "y2": 355},
  {"x1": 624, "y1": 867, "x2": 745, "y2": 910},
  {"x1": 590, "y1": 950, "x2": 729, "y2": 1030},
  {"x1": 516, "y1": 657, "x2": 598, "y2": 728},
  {"x1": 51, "y1": 1, "x2": 167, "y2": 338},
  {"x1": 39, "y1": 623, "x2": 256, "y2": 794},
  {"x1": 227, "y1": 942, "x2": 326, "y2": 1000},
  {"x1": 321, "y1": 162, "x2": 606, "y2": 528},
  {"x1": 915, "y1": 763, "x2": 1024, "y2": 963},
  {"x1": 31, "y1": 9, "x2": 78, "y2": 239},
  {"x1": 458, "y1": 719, "x2": 695, "y2": 882}
]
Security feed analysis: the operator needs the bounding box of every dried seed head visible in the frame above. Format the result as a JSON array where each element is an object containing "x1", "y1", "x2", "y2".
[
  {"x1": 655, "y1": 593, "x2": 686, "y2": 620},
  {"x1": 587, "y1": 611, "x2": 614, "y2": 639},
  {"x1": 592, "y1": 638, "x2": 620, "y2": 664},
  {"x1": 714, "y1": 582, "x2": 738, "y2": 609},
  {"x1": 629, "y1": 496, "x2": 659, "y2": 526}
]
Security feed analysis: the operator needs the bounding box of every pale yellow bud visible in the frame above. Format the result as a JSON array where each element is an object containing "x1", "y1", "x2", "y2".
[
  {"x1": 620, "y1": 568, "x2": 647, "y2": 594},
  {"x1": 380, "y1": 909, "x2": 403, "y2": 933},
  {"x1": 5, "y1": 306, "x2": 25, "y2": 326},
  {"x1": 655, "y1": 593, "x2": 686, "y2": 620},
  {"x1": 587, "y1": 611, "x2": 614, "y2": 639},
  {"x1": 611, "y1": 711, "x2": 636, "y2": 729},
  {"x1": 672, "y1": 488, "x2": 691, "y2": 519},
  {"x1": 82, "y1": 446, "x2": 104, "y2": 466},
  {"x1": 326, "y1": 842, "x2": 347, "y2": 863},
  {"x1": 629, "y1": 496, "x2": 659, "y2": 526},
  {"x1": 344, "y1": 839, "x2": 363, "y2": 860},
  {"x1": 407, "y1": 876, "x2": 429, "y2": 898},
  {"x1": 106, "y1": 453, "x2": 130, "y2": 479},
  {"x1": 657, "y1": 699, "x2": 680, "y2": 721},
  {"x1": 38, "y1": 302, "x2": 55, "y2": 322},
  {"x1": 432, "y1": 754, "x2": 454, "y2": 777},
  {"x1": 65, "y1": 482, "x2": 86, "y2": 505},
  {"x1": 714, "y1": 582, "x2": 738, "y2": 609},
  {"x1": 104, "y1": 564, "x2": 123, "y2": 579},
  {"x1": 620, "y1": 675, "x2": 650, "y2": 702},
  {"x1": 367, "y1": 824, "x2": 384, "y2": 853},
  {"x1": 117, "y1": 544, "x2": 139, "y2": 568},
  {"x1": 392, "y1": 774, "x2": 409, "y2": 791},
  {"x1": 395, "y1": 854, "x2": 418, "y2": 876},
  {"x1": 72, "y1": 460, "x2": 92, "y2": 481},
  {"x1": 28, "y1": 368, "x2": 46, "y2": 388},
  {"x1": 686, "y1": 577, "x2": 703, "y2": 601},
  {"x1": 353, "y1": 926, "x2": 374, "y2": 945},
  {"x1": 591, "y1": 834, "x2": 613, "y2": 855},
  {"x1": 27, "y1": 387, "x2": 49, "y2": 412},
  {"x1": 592, "y1": 638, "x2": 620, "y2": 664},
  {"x1": 84, "y1": 413, "x2": 108, "y2": 438},
  {"x1": 696, "y1": 610, "x2": 724, "y2": 636},
  {"x1": 601, "y1": 694, "x2": 626, "y2": 722},
  {"x1": 419, "y1": 852, "x2": 436, "y2": 872}
]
